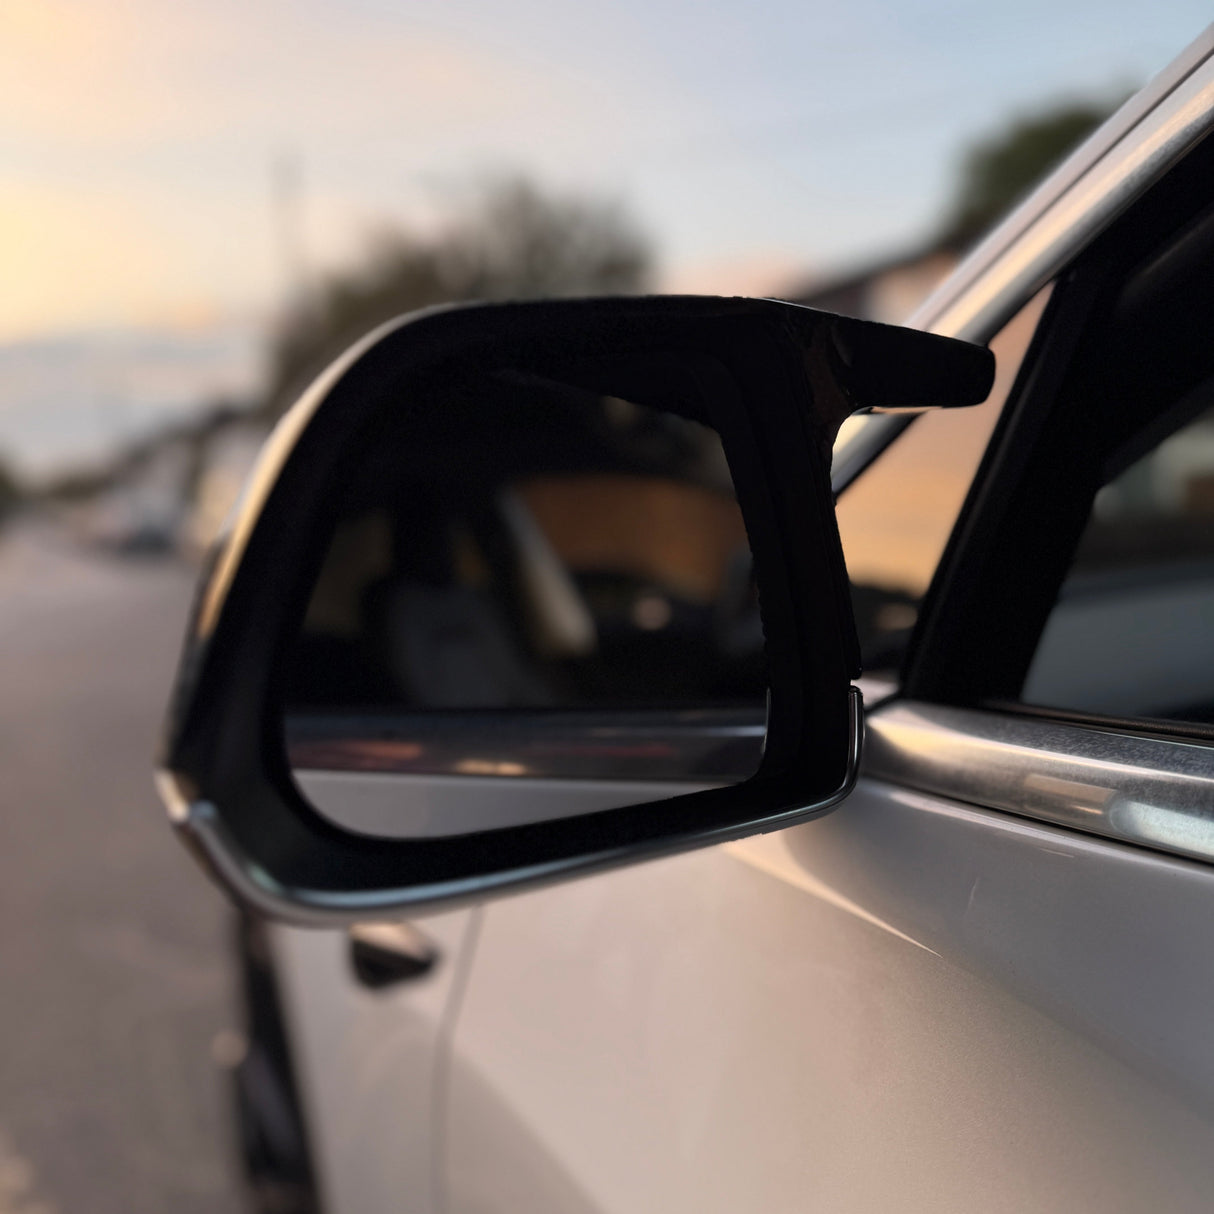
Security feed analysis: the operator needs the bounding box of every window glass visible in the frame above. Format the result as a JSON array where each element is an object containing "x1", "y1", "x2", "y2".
[
  {"x1": 287, "y1": 397, "x2": 765, "y2": 716},
  {"x1": 834, "y1": 287, "x2": 1050, "y2": 673},
  {"x1": 1023, "y1": 397, "x2": 1214, "y2": 722},
  {"x1": 279, "y1": 355, "x2": 772, "y2": 790}
]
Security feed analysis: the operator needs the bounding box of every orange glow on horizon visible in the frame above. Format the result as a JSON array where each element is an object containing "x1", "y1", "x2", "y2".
[{"x1": 835, "y1": 289, "x2": 1050, "y2": 595}]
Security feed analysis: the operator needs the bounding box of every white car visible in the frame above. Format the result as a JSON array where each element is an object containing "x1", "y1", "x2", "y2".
[{"x1": 161, "y1": 25, "x2": 1214, "y2": 1214}]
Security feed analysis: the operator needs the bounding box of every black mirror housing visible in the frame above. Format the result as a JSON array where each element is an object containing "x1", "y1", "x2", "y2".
[{"x1": 158, "y1": 296, "x2": 993, "y2": 923}]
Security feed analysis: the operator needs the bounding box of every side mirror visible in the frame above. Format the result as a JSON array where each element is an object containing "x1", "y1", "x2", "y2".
[{"x1": 157, "y1": 296, "x2": 992, "y2": 923}]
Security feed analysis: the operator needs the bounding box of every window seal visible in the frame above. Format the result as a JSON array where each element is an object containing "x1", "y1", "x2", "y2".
[{"x1": 981, "y1": 699, "x2": 1214, "y2": 746}]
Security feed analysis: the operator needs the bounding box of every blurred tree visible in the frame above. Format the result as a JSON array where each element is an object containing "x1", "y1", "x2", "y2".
[
  {"x1": 937, "y1": 99, "x2": 1121, "y2": 251},
  {"x1": 267, "y1": 178, "x2": 652, "y2": 413}
]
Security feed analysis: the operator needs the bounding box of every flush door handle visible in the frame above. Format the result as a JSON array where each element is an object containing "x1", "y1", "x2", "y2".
[{"x1": 348, "y1": 921, "x2": 439, "y2": 988}]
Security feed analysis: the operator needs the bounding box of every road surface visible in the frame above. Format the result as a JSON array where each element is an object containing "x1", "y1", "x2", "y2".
[{"x1": 0, "y1": 525, "x2": 245, "y2": 1212}]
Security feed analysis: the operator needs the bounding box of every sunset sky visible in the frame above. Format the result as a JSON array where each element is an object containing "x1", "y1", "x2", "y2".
[{"x1": 0, "y1": 1, "x2": 1210, "y2": 472}]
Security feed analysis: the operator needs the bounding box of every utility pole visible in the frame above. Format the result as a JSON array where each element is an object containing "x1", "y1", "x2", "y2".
[{"x1": 272, "y1": 152, "x2": 307, "y2": 310}]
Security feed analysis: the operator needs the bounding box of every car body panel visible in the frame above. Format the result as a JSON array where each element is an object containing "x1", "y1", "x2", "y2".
[
  {"x1": 446, "y1": 737, "x2": 1214, "y2": 1213},
  {"x1": 270, "y1": 909, "x2": 474, "y2": 1214}
]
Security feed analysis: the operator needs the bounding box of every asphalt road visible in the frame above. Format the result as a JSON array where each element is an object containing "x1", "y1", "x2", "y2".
[{"x1": 0, "y1": 526, "x2": 246, "y2": 1212}]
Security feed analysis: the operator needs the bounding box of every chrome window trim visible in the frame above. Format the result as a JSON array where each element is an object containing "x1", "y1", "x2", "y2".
[
  {"x1": 832, "y1": 25, "x2": 1214, "y2": 493},
  {"x1": 865, "y1": 701, "x2": 1214, "y2": 866},
  {"x1": 915, "y1": 25, "x2": 1214, "y2": 344}
]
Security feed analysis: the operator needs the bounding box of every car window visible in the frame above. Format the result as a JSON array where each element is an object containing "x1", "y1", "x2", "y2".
[
  {"x1": 834, "y1": 286, "x2": 1050, "y2": 674},
  {"x1": 1022, "y1": 396, "x2": 1214, "y2": 722},
  {"x1": 908, "y1": 165, "x2": 1214, "y2": 722}
]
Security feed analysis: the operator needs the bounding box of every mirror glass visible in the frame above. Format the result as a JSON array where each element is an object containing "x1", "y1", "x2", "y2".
[{"x1": 281, "y1": 352, "x2": 769, "y2": 836}]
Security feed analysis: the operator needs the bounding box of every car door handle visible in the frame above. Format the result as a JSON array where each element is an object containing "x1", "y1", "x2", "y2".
[{"x1": 348, "y1": 922, "x2": 439, "y2": 988}]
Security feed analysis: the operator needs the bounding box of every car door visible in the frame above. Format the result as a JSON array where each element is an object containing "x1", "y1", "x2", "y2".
[
  {"x1": 441, "y1": 36, "x2": 1214, "y2": 1214},
  {"x1": 267, "y1": 910, "x2": 476, "y2": 1214}
]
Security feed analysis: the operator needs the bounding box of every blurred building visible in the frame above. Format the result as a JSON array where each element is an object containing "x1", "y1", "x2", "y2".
[{"x1": 791, "y1": 248, "x2": 958, "y2": 323}]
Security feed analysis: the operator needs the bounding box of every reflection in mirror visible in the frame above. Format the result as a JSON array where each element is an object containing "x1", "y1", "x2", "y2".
[{"x1": 281, "y1": 352, "x2": 769, "y2": 837}]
